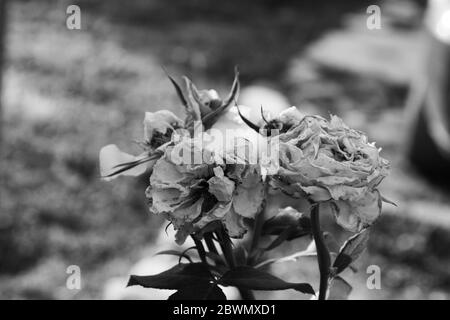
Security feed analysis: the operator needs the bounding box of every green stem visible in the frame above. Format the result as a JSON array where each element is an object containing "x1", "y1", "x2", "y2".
[
  {"x1": 248, "y1": 210, "x2": 264, "y2": 264},
  {"x1": 247, "y1": 185, "x2": 268, "y2": 265},
  {"x1": 216, "y1": 226, "x2": 255, "y2": 300},
  {"x1": 310, "y1": 203, "x2": 331, "y2": 300},
  {"x1": 216, "y1": 227, "x2": 236, "y2": 268},
  {"x1": 204, "y1": 233, "x2": 218, "y2": 255}
]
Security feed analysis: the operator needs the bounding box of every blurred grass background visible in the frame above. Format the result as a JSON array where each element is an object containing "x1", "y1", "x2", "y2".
[{"x1": 1, "y1": 0, "x2": 449, "y2": 299}]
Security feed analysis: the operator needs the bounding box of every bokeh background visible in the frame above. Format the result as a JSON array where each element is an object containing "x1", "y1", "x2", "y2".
[{"x1": 1, "y1": 0, "x2": 450, "y2": 299}]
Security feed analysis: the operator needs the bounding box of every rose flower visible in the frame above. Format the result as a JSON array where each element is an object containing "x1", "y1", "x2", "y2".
[
  {"x1": 146, "y1": 134, "x2": 264, "y2": 244},
  {"x1": 99, "y1": 70, "x2": 239, "y2": 180},
  {"x1": 244, "y1": 107, "x2": 390, "y2": 232}
]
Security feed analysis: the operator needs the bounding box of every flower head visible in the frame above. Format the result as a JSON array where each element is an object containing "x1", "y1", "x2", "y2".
[
  {"x1": 99, "y1": 70, "x2": 239, "y2": 180},
  {"x1": 146, "y1": 134, "x2": 264, "y2": 244},
  {"x1": 264, "y1": 109, "x2": 390, "y2": 232}
]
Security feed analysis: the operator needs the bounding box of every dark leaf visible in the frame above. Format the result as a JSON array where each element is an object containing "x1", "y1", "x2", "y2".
[
  {"x1": 260, "y1": 105, "x2": 270, "y2": 125},
  {"x1": 204, "y1": 253, "x2": 228, "y2": 275},
  {"x1": 236, "y1": 105, "x2": 260, "y2": 133},
  {"x1": 155, "y1": 250, "x2": 193, "y2": 263},
  {"x1": 219, "y1": 266, "x2": 314, "y2": 295},
  {"x1": 262, "y1": 207, "x2": 311, "y2": 250},
  {"x1": 169, "y1": 284, "x2": 227, "y2": 300},
  {"x1": 127, "y1": 263, "x2": 212, "y2": 290},
  {"x1": 163, "y1": 68, "x2": 188, "y2": 110},
  {"x1": 221, "y1": 66, "x2": 240, "y2": 107},
  {"x1": 333, "y1": 229, "x2": 370, "y2": 275},
  {"x1": 202, "y1": 67, "x2": 240, "y2": 128},
  {"x1": 328, "y1": 276, "x2": 352, "y2": 300},
  {"x1": 233, "y1": 246, "x2": 248, "y2": 266},
  {"x1": 263, "y1": 227, "x2": 294, "y2": 251},
  {"x1": 102, "y1": 152, "x2": 162, "y2": 178}
]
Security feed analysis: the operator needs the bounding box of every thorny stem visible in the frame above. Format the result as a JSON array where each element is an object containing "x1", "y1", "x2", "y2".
[
  {"x1": 310, "y1": 203, "x2": 331, "y2": 300},
  {"x1": 216, "y1": 226, "x2": 255, "y2": 300}
]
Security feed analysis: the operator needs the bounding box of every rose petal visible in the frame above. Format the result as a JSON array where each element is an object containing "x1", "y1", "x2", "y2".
[
  {"x1": 208, "y1": 167, "x2": 235, "y2": 202},
  {"x1": 326, "y1": 185, "x2": 367, "y2": 202},
  {"x1": 171, "y1": 198, "x2": 204, "y2": 223},
  {"x1": 144, "y1": 110, "x2": 184, "y2": 141},
  {"x1": 99, "y1": 144, "x2": 147, "y2": 180},
  {"x1": 278, "y1": 106, "x2": 305, "y2": 125},
  {"x1": 233, "y1": 182, "x2": 264, "y2": 218},
  {"x1": 175, "y1": 223, "x2": 195, "y2": 245},
  {"x1": 300, "y1": 186, "x2": 331, "y2": 202},
  {"x1": 330, "y1": 201, "x2": 361, "y2": 232},
  {"x1": 150, "y1": 158, "x2": 186, "y2": 187},
  {"x1": 149, "y1": 188, "x2": 185, "y2": 214},
  {"x1": 224, "y1": 208, "x2": 247, "y2": 238},
  {"x1": 330, "y1": 190, "x2": 382, "y2": 232},
  {"x1": 196, "y1": 202, "x2": 232, "y2": 230}
]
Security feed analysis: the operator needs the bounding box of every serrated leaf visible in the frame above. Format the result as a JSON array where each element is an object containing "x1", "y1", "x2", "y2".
[
  {"x1": 169, "y1": 284, "x2": 227, "y2": 300},
  {"x1": 219, "y1": 266, "x2": 314, "y2": 295},
  {"x1": 333, "y1": 229, "x2": 370, "y2": 275},
  {"x1": 328, "y1": 276, "x2": 352, "y2": 300},
  {"x1": 155, "y1": 250, "x2": 193, "y2": 263},
  {"x1": 127, "y1": 263, "x2": 213, "y2": 290}
]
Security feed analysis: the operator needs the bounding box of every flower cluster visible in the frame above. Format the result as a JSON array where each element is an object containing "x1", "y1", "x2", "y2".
[{"x1": 99, "y1": 70, "x2": 392, "y2": 301}]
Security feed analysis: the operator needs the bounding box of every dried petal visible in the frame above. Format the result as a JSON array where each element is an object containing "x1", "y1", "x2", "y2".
[
  {"x1": 207, "y1": 167, "x2": 235, "y2": 202},
  {"x1": 99, "y1": 144, "x2": 148, "y2": 180},
  {"x1": 330, "y1": 190, "x2": 382, "y2": 232},
  {"x1": 270, "y1": 113, "x2": 389, "y2": 232},
  {"x1": 233, "y1": 183, "x2": 264, "y2": 218},
  {"x1": 144, "y1": 110, "x2": 184, "y2": 142}
]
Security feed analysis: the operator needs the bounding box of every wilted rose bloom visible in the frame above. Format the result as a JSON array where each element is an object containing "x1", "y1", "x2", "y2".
[
  {"x1": 268, "y1": 109, "x2": 390, "y2": 232},
  {"x1": 146, "y1": 134, "x2": 265, "y2": 244},
  {"x1": 99, "y1": 71, "x2": 240, "y2": 180},
  {"x1": 99, "y1": 110, "x2": 184, "y2": 180}
]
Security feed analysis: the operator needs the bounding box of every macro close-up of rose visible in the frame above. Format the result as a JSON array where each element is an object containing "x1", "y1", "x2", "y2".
[
  {"x1": 269, "y1": 111, "x2": 390, "y2": 232},
  {"x1": 146, "y1": 134, "x2": 265, "y2": 244}
]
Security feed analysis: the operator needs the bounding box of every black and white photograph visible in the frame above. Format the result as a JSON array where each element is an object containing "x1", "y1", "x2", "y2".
[{"x1": 0, "y1": 0, "x2": 450, "y2": 304}]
